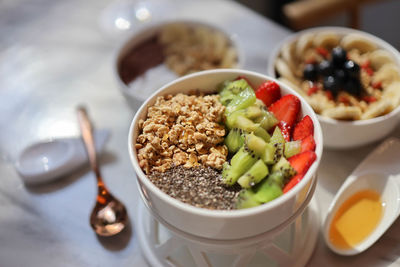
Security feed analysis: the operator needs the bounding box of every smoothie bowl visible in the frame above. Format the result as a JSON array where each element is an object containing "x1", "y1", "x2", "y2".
[
  {"x1": 267, "y1": 27, "x2": 400, "y2": 149},
  {"x1": 128, "y1": 69, "x2": 323, "y2": 239}
]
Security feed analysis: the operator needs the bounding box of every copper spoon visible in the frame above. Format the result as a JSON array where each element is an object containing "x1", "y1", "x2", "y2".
[{"x1": 77, "y1": 106, "x2": 128, "y2": 236}]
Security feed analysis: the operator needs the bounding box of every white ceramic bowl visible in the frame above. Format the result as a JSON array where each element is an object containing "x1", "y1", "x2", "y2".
[
  {"x1": 267, "y1": 27, "x2": 400, "y2": 149},
  {"x1": 128, "y1": 69, "x2": 323, "y2": 240},
  {"x1": 114, "y1": 20, "x2": 244, "y2": 110}
]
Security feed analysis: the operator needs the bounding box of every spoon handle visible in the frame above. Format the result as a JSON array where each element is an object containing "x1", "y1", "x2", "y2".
[{"x1": 77, "y1": 106, "x2": 102, "y2": 181}]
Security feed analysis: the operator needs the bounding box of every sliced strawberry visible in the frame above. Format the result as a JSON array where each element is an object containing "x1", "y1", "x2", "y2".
[
  {"x1": 325, "y1": 91, "x2": 334, "y2": 101},
  {"x1": 293, "y1": 115, "x2": 314, "y2": 141},
  {"x1": 316, "y1": 47, "x2": 329, "y2": 58},
  {"x1": 307, "y1": 84, "x2": 319, "y2": 96},
  {"x1": 255, "y1": 81, "x2": 281, "y2": 107},
  {"x1": 301, "y1": 135, "x2": 316, "y2": 152},
  {"x1": 268, "y1": 94, "x2": 300, "y2": 127},
  {"x1": 372, "y1": 81, "x2": 382, "y2": 90},
  {"x1": 283, "y1": 174, "x2": 302, "y2": 193},
  {"x1": 278, "y1": 121, "x2": 291, "y2": 141},
  {"x1": 288, "y1": 151, "x2": 317, "y2": 176},
  {"x1": 362, "y1": 96, "x2": 377, "y2": 103},
  {"x1": 338, "y1": 95, "x2": 350, "y2": 105},
  {"x1": 284, "y1": 151, "x2": 317, "y2": 193}
]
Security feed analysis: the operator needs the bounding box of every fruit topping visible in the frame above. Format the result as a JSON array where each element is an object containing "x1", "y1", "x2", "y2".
[
  {"x1": 318, "y1": 60, "x2": 334, "y2": 76},
  {"x1": 303, "y1": 64, "x2": 318, "y2": 81},
  {"x1": 332, "y1": 46, "x2": 347, "y2": 66},
  {"x1": 288, "y1": 150, "x2": 317, "y2": 175},
  {"x1": 300, "y1": 135, "x2": 316, "y2": 152},
  {"x1": 268, "y1": 94, "x2": 301, "y2": 127},
  {"x1": 323, "y1": 76, "x2": 339, "y2": 95},
  {"x1": 277, "y1": 121, "x2": 291, "y2": 142},
  {"x1": 218, "y1": 77, "x2": 318, "y2": 208},
  {"x1": 293, "y1": 115, "x2": 314, "y2": 141},
  {"x1": 343, "y1": 60, "x2": 360, "y2": 78},
  {"x1": 255, "y1": 81, "x2": 281, "y2": 107},
  {"x1": 316, "y1": 46, "x2": 329, "y2": 58},
  {"x1": 307, "y1": 83, "x2": 319, "y2": 96},
  {"x1": 283, "y1": 151, "x2": 317, "y2": 193}
]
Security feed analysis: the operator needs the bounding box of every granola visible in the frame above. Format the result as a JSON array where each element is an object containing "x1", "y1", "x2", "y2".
[{"x1": 136, "y1": 93, "x2": 227, "y2": 174}]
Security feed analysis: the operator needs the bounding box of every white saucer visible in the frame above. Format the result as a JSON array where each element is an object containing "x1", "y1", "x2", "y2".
[{"x1": 136, "y1": 189, "x2": 320, "y2": 267}]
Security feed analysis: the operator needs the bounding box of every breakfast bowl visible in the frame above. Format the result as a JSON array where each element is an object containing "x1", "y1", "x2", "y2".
[
  {"x1": 267, "y1": 27, "x2": 400, "y2": 149},
  {"x1": 128, "y1": 69, "x2": 323, "y2": 240},
  {"x1": 114, "y1": 20, "x2": 244, "y2": 110}
]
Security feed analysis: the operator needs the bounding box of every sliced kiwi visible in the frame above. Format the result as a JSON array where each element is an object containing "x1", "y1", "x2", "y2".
[
  {"x1": 244, "y1": 105, "x2": 263, "y2": 119},
  {"x1": 222, "y1": 146, "x2": 258, "y2": 186},
  {"x1": 225, "y1": 128, "x2": 244, "y2": 154},
  {"x1": 237, "y1": 159, "x2": 269, "y2": 188},
  {"x1": 272, "y1": 157, "x2": 296, "y2": 179},
  {"x1": 236, "y1": 189, "x2": 261, "y2": 209},
  {"x1": 245, "y1": 133, "x2": 275, "y2": 164},
  {"x1": 219, "y1": 79, "x2": 251, "y2": 106},
  {"x1": 284, "y1": 140, "x2": 301, "y2": 158},
  {"x1": 253, "y1": 172, "x2": 284, "y2": 203},
  {"x1": 270, "y1": 126, "x2": 286, "y2": 145},
  {"x1": 257, "y1": 110, "x2": 279, "y2": 131},
  {"x1": 225, "y1": 87, "x2": 256, "y2": 115}
]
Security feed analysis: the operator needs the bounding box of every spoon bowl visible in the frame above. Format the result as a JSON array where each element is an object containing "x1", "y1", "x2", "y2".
[
  {"x1": 77, "y1": 106, "x2": 128, "y2": 236},
  {"x1": 323, "y1": 171, "x2": 400, "y2": 255}
]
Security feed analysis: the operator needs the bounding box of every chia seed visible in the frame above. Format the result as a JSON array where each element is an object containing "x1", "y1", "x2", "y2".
[{"x1": 147, "y1": 165, "x2": 241, "y2": 210}]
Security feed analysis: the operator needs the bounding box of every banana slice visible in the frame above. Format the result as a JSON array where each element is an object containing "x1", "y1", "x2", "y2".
[
  {"x1": 341, "y1": 34, "x2": 377, "y2": 53},
  {"x1": 306, "y1": 92, "x2": 335, "y2": 114},
  {"x1": 313, "y1": 32, "x2": 340, "y2": 49},
  {"x1": 281, "y1": 42, "x2": 296, "y2": 64},
  {"x1": 361, "y1": 99, "x2": 392, "y2": 119},
  {"x1": 369, "y1": 49, "x2": 394, "y2": 70},
  {"x1": 382, "y1": 81, "x2": 400, "y2": 109},
  {"x1": 321, "y1": 106, "x2": 362, "y2": 120},
  {"x1": 275, "y1": 58, "x2": 298, "y2": 85},
  {"x1": 295, "y1": 33, "x2": 314, "y2": 59},
  {"x1": 280, "y1": 42, "x2": 301, "y2": 77},
  {"x1": 372, "y1": 63, "x2": 400, "y2": 87}
]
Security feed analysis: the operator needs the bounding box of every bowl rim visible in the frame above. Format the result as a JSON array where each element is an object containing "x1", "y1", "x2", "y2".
[
  {"x1": 266, "y1": 26, "x2": 400, "y2": 126},
  {"x1": 113, "y1": 19, "x2": 246, "y2": 102},
  {"x1": 128, "y1": 69, "x2": 323, "y2": 218}
]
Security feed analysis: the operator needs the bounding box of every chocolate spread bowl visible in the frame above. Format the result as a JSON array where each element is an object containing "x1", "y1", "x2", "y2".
[
  {"x1": 267, "y1": 27, "x2": 400, "y2": 149},
  {"x1": 114, "y1": 20, "x2": 244, "y2": 110},
  {"x1": 128, "y1": 69, "x2": 323, "y2": 240}
]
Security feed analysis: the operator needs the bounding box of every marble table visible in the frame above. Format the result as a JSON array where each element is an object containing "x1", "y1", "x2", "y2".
[{"x1": 1, "y1": 0, "x2": 399, "y2": 266}]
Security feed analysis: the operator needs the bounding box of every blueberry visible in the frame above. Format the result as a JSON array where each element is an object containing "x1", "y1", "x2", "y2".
[
  {"x1": 318, "y1": 60, "x2": 334, "y2": 76},
  {"x1": 334, "y1": 69, "x2": 348, "y2": 87},
  {"x1": 303, "y1": 64, "x2": 318, "y2": 81},
  {"x1": 323, "y1": 75, "x2": 339, "y2": 94},
  {"x1": 343, "y1": 60, "x2": 360, "y2": 78},
  {"x1": 344, "y1": 78, "x2": 361, "y2": 96},
  {"x1": 332, "y1": 47, "x2": 347, "y2": 66}
]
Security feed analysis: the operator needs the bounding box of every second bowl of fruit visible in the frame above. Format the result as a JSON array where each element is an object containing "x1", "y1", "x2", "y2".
[
  {"x1": 268, "y1": 27, "x2": 400, "y2": 149},
  {"x1": 129, "y1": 69, "x2": 323, "y2": 239}
]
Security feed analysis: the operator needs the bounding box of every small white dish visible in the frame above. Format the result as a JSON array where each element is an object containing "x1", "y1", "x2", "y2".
[
  {"x1": 323, "y1": 137, "x2": 400, "y2": 255},
  {"x1": 15, "y1": 129, "x2": 110, "y2": 185}
]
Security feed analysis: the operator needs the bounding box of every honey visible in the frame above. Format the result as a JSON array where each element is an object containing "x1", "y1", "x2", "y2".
[{"x1": 329, "y1": 189, "x2": 384, "y2": 249}]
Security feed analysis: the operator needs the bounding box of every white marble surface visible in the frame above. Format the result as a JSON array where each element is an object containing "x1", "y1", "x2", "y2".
[{"x1": 0, "y1": 0, "x2": 399, "y2": 266}]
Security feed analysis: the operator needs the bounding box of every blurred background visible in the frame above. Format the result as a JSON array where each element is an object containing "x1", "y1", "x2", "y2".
[{"x1": 236, "y1": 0, "x2": 400, "y2": 49}]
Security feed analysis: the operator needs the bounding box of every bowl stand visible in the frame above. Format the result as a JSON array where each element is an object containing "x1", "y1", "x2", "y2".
[{"x1": 136, "y1": 180, "x2": 320, "y2": 267}]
